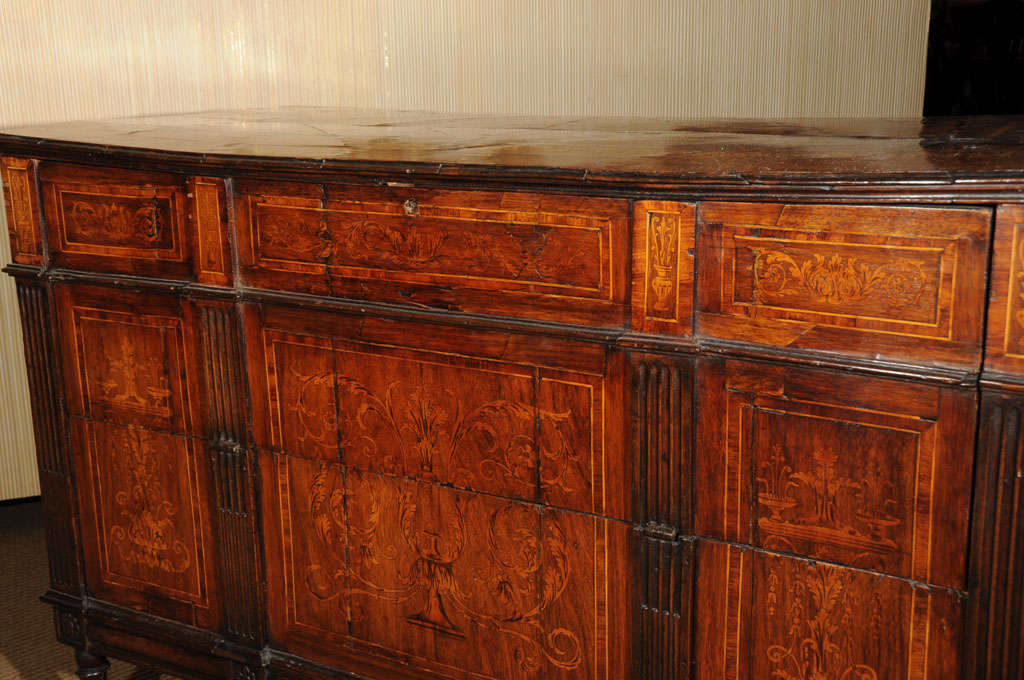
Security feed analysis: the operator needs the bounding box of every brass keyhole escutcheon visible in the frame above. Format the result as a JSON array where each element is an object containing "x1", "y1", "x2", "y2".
[{"x1": 404, "y1": 198, "x2": 419, "y2": 216}]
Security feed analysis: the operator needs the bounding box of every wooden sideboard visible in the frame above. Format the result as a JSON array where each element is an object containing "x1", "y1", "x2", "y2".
[{"x1": 2, "y1": 110, "x2": 1023, "y2": 680}]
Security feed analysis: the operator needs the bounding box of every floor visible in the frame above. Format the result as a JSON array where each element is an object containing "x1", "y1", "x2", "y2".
[{"x1": 0, "y1": 500, "x2": 164, "y2": 680}]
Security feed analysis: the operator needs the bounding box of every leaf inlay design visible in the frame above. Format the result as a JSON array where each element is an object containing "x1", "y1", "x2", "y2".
[
  {"x1": 303, "y1": 464, "x2": 582, "y2": 672},
  {"x1": 752, "y1": 249, "x2": 926, "y2": 306},
  {"x1": 108, "y1": 427, "x2": 190, "y2": 574}
]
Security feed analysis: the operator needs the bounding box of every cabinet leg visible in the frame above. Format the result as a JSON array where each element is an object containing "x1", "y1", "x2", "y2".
[{"x1": 74, "y1": 650, "x2": 110, "y2": 680}]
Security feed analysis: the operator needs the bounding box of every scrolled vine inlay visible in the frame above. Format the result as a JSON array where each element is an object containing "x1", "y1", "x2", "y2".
[
  {"x1": 109, "y1": 427, "x2": 190, "y2": 574},
  {"x1": 302, "y1": 464, "x2": 582, "y2": 672},
  {"x1": 69, "y1": 195, "x2": 164, "y2": 243},
  {"x1": 752, "y1": 249, "x2": 927, "y2": 307},
  {"x1": 765, "y1": 566, "x2": 882, "y2": 680}
]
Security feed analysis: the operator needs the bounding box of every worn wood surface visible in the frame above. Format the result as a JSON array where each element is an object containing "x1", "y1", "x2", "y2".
[
  {"x1": 3, "y1": 110, "x2": 1024, "y2": 186},
  {"x1": 2, "y1": 109, "x2": 1023, "y2": 680}
]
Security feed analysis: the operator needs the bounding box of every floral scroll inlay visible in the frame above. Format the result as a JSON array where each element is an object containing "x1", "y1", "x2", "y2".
[
  {"x1": 302, "y1": 464, "x2": 582, "y2": 673},
  {"x1": 108, "y1": 427, "x2": 190, "y2": 575},
  {"x1": 67, "y1": 194, "x2": 167, "y2": 246},
  {"x1": 283, "y1": 356, "x2": 590, "y2": 503},
  {"x1": 752, "y1": 249, "x2": 926, "y2": 307},
  {"x1": 765, "y1": 566, "x2": 882, "y2": 680}
]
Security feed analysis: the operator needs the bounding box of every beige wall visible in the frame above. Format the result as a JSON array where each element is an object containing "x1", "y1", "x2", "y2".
[{"x1": 0, "y1": 0, "x2": 931, "y2": 499}]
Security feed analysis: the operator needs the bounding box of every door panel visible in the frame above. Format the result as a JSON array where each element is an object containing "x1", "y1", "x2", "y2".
[
  {"x1": 247, "y1": 303, "x2": 634, "y2": 679},
  {"x1": 696, "y1": 358, "x2": 974, "y2": 589},
  {"x1": 696, "y1": 541, "x2": 962, "y2": 680},
  {"x1": 55, "y1": 284, "x2": 220, "y2": 629}
]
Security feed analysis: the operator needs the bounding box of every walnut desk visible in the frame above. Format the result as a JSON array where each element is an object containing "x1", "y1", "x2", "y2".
[{"x1": 2, "y1": 110, "x2": 1022, "y2": 680}]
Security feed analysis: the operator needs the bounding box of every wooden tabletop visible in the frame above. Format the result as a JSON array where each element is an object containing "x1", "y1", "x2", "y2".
[{"x1": 2, "y1": 107, "x2": 1024, "y2": 186}]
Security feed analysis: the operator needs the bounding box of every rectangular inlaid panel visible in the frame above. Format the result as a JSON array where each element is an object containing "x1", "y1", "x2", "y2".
[
  {"x1": 697, "y1": 201, "x2": 991, "y2": 368},
  {"x1": 189, "y1": 176, "x2": 232, "y2": 286},
  {"x1": 261, "y1": 456, "x2": 634, "y2": 680},
  {"x1": 984, "y1": 205, "x2": 1024, "y2": 376},
  {"x1": 1, "y1": 156, "x2": 43, "y2": 264},
  {"x1": 39, "y1": 162, "x2": 199, "y2": 279},
  {"x1": 55, "y1": 284, "x2": 202, "y2": 436},
  {"x1": 245, "y1": 304, "x2": 629, "y2": 520},
  {"x1": 234, "y1": 180, "x2": 629, "y2": 326},
  {"x1": 631, "y1": 201, "x2": 696, "y2": 337},
  {"x1": 695, "y1": 542, "x2": 962, "y2": 680},
  {"x1": 71, "y1": 418, "x2": 220, "y2": 629},
  {"x1": 696, "y1": 358, "x2": 974, "y2": 589}
]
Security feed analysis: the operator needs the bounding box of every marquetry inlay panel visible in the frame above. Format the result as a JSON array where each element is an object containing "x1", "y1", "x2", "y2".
[
  {"x1": 696, "y1": 358, "x2": 974, "y2": 589},
  {"x1": 1, "y1": 156, "x2": 43, "y2": 264},
  {"x1": 696, "y1": 542, "x2": 962, "y2": 680},
  {"x1": 253, "y1": 323, "x2": 610, "y2": 516},
  {"x1": 38, "y1": 162, "x2": 194, "y2": 278},
  {"x1": 262, "y1": 456, "x2": 632, "y2": 680},
  {"x1": 984, "y1": 205, "x2": 1024, "y2": 376},
  {"x1": 631, "y1": 201, "x2": 696, "y2": 337},
  {"x1": 190, "y1": 176, "x2": 231, "y2": 286},
  {"x1": 71, "y1": 418, "x2": 219, "y2": 628},
  {"x1": 57, "y1": 285, "x2": 199, "y2": 436},
  {"x1": 234, "y1": 180, "x2": 629, "y2": 326},
  {"x1": 697, "y1": 201, "x2": 991, "y2": 369}
]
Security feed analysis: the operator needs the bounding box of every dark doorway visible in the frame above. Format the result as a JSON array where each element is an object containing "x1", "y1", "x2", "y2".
[{"x1": 924, "y1": 0, "x2": 1024, "y2": 115}]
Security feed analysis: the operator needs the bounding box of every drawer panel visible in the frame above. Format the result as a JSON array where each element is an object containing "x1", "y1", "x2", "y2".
[
  {"x1": 696, "y1": 358, "x2": 974, "y2": 589},
  {"x1": 697, "y1": 201, "x2": 991, "y2": 368},
  {"x1": 235, "y1": 180, "x2": 629, "y2": 326},
  {"x1": 696, "y1": 542, "x2": 961, "y2": 680},
  {"x1": 243, "y1": 303, "x2": 630, "y2": 520},
  {"x1": 38, "y1": 162, "x2": 230, "y2": 283}
]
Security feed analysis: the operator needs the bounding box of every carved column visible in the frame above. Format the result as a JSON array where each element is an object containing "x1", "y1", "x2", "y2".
[
  {"x1": 199, "y1": 302, "x2": 262, "y2": 645},
  {"x1": 632, "y1": 356, "x2": 694, "y2": 680},
  {"x1": 966, "y1": 389, "x2": 1024, "y2": 679}
]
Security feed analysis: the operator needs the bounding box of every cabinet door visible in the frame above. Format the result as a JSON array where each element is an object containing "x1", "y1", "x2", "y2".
[
  {"x1": 697, "y1": 201, "x2": 990, "y2": 369},
  {"x1": 55, "y1": 284, "x2": 221, "y2": 629},
  {"x1": 696, "y1": 358, "x2": 974, "y2": 590},
  {"x1": 245, "y1": 303, "x2": 634, "y2": 680}
]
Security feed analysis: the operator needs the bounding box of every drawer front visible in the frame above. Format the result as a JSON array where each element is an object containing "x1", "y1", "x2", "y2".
[
  {"x1": 55, "y1": 284, "x2": 220, "y2": 629},
  {"x1": 245, "y1": 304, "x2": 634, "y2": 679},
  {"x1": 696, "y1": 358, "x2": 974, "y2": 589},
  {"x1": 38, "y1": 162, "x2": 230, "y2": 283},
  {"x1": 697, "y1": 202, "x2": 991, "y2": 368},
  {"x1": 235, "y1": 180, "x2": 629, "y2": 326},
  {"x1": 696, "y1": 542, "x2": 962, "y2": 680}
]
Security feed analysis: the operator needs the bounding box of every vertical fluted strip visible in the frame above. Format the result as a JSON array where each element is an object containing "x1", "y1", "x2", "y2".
[
  {"x1": 632, "y1": 357, "x2": 693, "y2": 679},
  {"x1": 200, "y1": 304, "x2": 260, "y2": 644},
  {"x1": 15, "y1": 280, "x2": 79, "y2": 591},
  {"x1": 968, "y1": 392, "x2": 1024, "y2": 679}
]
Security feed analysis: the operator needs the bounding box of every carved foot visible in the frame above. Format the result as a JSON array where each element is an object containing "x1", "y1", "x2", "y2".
[{"x1": 74, "y1": 650, "x2": 110, "y2": 680}]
